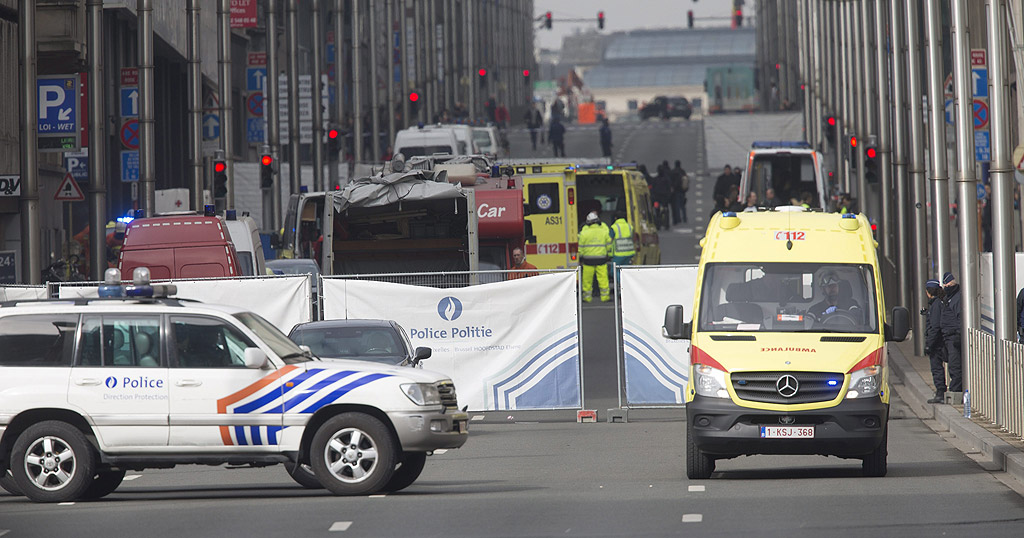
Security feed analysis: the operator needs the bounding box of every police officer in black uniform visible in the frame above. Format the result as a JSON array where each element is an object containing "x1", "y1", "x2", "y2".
[
  {"x1": 923, "y1": 279, "x2": 947, "y2": 403},
  {"x1": 940, "y1": 272, "x2": 963, "y2": 393}
]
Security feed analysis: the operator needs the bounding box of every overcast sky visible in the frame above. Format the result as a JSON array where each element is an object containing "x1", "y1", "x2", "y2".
[{"x1": 533, "y1": 0, "x2": 753, "y2": 50}]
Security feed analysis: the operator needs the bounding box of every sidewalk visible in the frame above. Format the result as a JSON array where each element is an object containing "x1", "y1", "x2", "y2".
[{"x1": 889, "y1": 340, "x2": 1024, "y2": 489}]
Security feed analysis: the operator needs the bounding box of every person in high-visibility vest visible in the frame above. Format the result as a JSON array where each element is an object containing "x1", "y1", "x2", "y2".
[
  {"x1": 579, "y1": 211, "x2": 612, "y2": 302},
  {"x1": 609, "y1": 211, "x2": 635, "y2": 266}
]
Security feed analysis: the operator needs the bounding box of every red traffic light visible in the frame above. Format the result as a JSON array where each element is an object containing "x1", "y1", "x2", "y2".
[
  {"x1": 849, "y1": 136, "x2": 858, "y2": 148},
  {"x1": 214, "y1": 161, "x2": 226, "y2": 173},
  {"x1": 866, "y1": 147, "x2": 877, "y2": 159},
  {"x1": 478, "y1": 68, "x2": 487, "y2": 77},
  {"x1": 408, "y1": 92, "x2": 419, "y2": 102},
  {"x1": 827, "y1": 116, "x2": 836, "y2": 126},
  {"x1": 522, "y1": 69, "x2": 530, "y2": 77},
  {"x1": 260, "y1": 155, "x2": 272, "y2": 166},
  {"x1": 328, "y1": 129, "x2": 339, "y2": 139}
]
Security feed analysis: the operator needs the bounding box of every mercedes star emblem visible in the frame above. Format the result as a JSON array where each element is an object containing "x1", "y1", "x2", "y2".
[{"x1": 776, "y1": 375, "x2": 799, "y2": 398}]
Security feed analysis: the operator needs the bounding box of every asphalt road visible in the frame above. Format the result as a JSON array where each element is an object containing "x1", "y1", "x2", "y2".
[{"x1": 3, "y1": 119, "x2": 1023, "y2": 537}]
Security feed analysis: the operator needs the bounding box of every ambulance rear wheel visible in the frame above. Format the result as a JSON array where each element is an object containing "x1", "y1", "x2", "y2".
[
  {"x1": 861, "y1": 426, "x2": 888, "y2": 477},
  {"x1": 686, "y1": 422, "x2": 715, "y2": 480}
]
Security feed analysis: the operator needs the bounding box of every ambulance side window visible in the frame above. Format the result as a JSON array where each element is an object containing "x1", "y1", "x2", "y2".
[{"x1": 528, "y1": 183, "x2": 561, "y2": 214}]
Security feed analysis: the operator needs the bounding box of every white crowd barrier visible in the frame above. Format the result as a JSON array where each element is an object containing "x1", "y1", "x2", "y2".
[
  {"x1": 0, "y1": 286, "x2": 48, "y2": 301},
  {"x1": 56, "y1": 275, "x2": 313, "y2": 334},
  {"x1": 322, "y1": 270, "x2": 582, "y2": 412},
  {"x1": 615, "y1": 265, "x2": 697, "y2": 407}
]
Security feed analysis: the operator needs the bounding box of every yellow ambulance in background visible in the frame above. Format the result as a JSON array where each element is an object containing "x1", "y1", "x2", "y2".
[
  {"x1": 514, "y1": 162, "x2": 661, "y2": 269},
  {"x1": 663, "y1": 209, "x2": 909, "y2": 479}
]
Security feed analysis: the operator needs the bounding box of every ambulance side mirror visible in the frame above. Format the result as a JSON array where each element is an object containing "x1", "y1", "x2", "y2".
[
  {"x1": 524, "y1": 220, "x2": 536, "y2": 244},
  {"x1": 662, "y1": 304, "x2": 690, "y2": 340},
  {"x1": 886, "y1": 306, "x2": 910, "y2": 342}
]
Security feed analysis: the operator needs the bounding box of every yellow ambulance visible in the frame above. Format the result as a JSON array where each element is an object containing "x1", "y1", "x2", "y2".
[
  {"x1": 663, "y1": 209, "x2": 909, "y2": 479},
  {"x1": 514, "y1": 162, "x2": 661, "y2": 269}
]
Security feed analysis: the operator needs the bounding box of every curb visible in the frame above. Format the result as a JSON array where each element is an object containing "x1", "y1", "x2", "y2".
[{"x1": 888, "y1": 343, "x2": 1024, "y2": 485}]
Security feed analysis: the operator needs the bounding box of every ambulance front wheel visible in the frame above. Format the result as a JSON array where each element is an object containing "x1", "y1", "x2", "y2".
[
  {"x1": 686, "y1": 422, "x2": 715, "y2": 480},
  {"x1": 861, "y1": 426, "x2": 888, "y2": 477}
]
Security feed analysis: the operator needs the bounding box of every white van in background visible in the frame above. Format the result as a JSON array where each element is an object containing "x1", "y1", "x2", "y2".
[
  {"x1": 472, "y1": 126, "x2": 500, "y2": 156},
  {"x1": 393, "y1": 125, "x2": 460, "y2": 158},
  {"x1": 436, "y1": 124, "x2": 477, "y2": 155},
  {"x1": 223, "y1": 211, "x2": 267, "y2": 276}
]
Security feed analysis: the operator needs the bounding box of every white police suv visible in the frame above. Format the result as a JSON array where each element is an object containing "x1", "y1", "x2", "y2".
[{"x1": 0, "y1": 269, "x2": 468, "y2": 503}]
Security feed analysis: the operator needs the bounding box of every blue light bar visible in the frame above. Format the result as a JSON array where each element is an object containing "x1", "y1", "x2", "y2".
[
  {"x1": 751, "y1": 141, "x2": 812, "y2": 149},
  {"x1": 827, "y1": 380, "x2": 838, "y2": 386},
  {"x1": 842, "y1": 213, "x2": 856, "y2": 219},
  {"x1": 722, "y1": 211, "x2": 737, "y2": 217}
]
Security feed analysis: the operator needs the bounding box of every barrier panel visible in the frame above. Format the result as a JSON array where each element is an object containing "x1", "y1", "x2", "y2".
[
  {"x1": 615, "y1": 265, "x2": 697, "y2": 407},
  {"x1": 0, "y1": 286, "x2": 48, "y2": 301},
  {"x1": 966, "y1": 328, "x2": 997, "y2": 423},
  {"x1": 321, "y1": 270, "x2": 581, "y2": 412},
  {"x1": 56, "y1": 275, "x2": 313, "y2": 333},
  {"x1": 1001, "y1": 339, "x2": 1024, "y2": 440}
]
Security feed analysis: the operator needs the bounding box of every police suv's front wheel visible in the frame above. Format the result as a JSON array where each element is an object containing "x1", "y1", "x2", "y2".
[
  {"x1": 310, "y1": 413, "x2": 396, "y2": 495},
  {"x1": 382, "y1": 452, "x2": 427, "y2": 492},
  {"x1": 11, "y1": 421, "x2": 97, "y2": 503}
]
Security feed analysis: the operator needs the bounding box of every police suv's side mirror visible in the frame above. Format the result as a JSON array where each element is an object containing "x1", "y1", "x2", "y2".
[
  {"x1": 243, "y1": 347, "x2": 269, "y2": 369},
  {"x1": 663, "y1": 304, "x2": 690, "y2": 340},
  {"x1": 886, "y1": 306, "x2": 910, "y2": 342},
  {"x1": 414, "y1": 347, "x2": 432, "y2": 361}
]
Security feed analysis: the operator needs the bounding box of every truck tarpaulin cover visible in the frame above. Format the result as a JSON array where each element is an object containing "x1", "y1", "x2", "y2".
[
  {"x1": 331, "y1": 169, "x2": 461, "y2": 212},
  {"x1": 321, "y1": 272, "x2": 582, "y2": 411}
]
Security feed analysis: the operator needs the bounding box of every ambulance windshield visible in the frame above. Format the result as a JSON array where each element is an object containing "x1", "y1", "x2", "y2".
[{"x1": 697, "y1": 262, "x2": 878, "y2": 333}]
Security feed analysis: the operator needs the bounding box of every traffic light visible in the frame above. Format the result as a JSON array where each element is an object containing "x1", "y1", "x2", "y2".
[
  {"x1": 847, "y1": 135, "x2": 858, "y2": 169},
  {"x1": 478, "y1": 68, "x2": 487, "y2": 88},
  {"x1": 597, "y1": 11, "x2": 604, "y2": 30},
  {"x1": 864, "y1": 144, "x2": 878, "y2": 183},
  {"x1": 213, "y1": 158, "x2": 227, "y2": 198},
  {"x1": 522, "y1": 69, "x2": 531, "y2": 84},
  {"x1": 408, "y1": 91, "x2": 420, "y2": 118},
  {"x1": 327, "y1": 128, "x2": 341, "y2": 156},
  {"x1": 733, "y1": 8, "x2": 743, "y2": 28},
  {"x1": 687, "y1": 10, "x2": 694, "y2": 28},
  {"x1": 824, "y1": 115, "x2": 836, "y2": 144},
  {"x1": 260, "y1": 152, "x2": 273, "y2": 190},
  {"x1": 545, "y1": 11, "x2": 552, "y2": 29}
]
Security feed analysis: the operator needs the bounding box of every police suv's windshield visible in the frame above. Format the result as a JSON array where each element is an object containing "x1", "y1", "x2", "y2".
[
  {"x1": 290, "y1": 325, "x2": 409, "y2": 366},
  {"x1": 233, "y1": 312, "x2": 311, "y2": 363},
  {"x1": 698, "y1": 263, "x2": 878, "y2": 333}
]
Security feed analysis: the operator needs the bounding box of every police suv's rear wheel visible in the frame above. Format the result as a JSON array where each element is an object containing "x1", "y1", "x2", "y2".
[
  {"x1": 11, "y1": 421, "x2": 97, "y2": 503},
  {"x1": 81, "y1": 469, "x2": 126, "y2": 500},
  {"x1": 0, "y1": 469, "x2": 22, "y2": 495},
  {"x1": 861, "y1": 426, "x2": 888, "y2": 477},
  {"x1": 382, "y1": 452, "x2": 427, "y2": 492},
  {"x1": 686, "y1": 422, "x2": 715, "y2": 480},
  {"x1": 310, "y1": 413, "x2": 396, "y2": 496},
  {"x1": 284, "y1": 462, "x2": 323, "y2": 489}
]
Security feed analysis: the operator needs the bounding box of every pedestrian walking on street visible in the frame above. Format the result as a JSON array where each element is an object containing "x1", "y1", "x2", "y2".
[
  {"x1": 579, "y1": 211, "x2": 612, "y2": 302},
  {"x1": 599, "y1": 118, "x2": 613, "y2": 158},
  {"x1": 924, "y1": 279, "x2": 948, "y2": 403},
  {"x1": 940, "y1": 271, "x2": 963, "y2": 393},
  {"x1": 524, "y1": 105, "x2": 543, "y2": 151},
  {"x1": 549, "y1": 117, "x2": 566, "y2": 158},
  {"x1": 670, "y1": 161, "x2": 687, "y2": 224}
]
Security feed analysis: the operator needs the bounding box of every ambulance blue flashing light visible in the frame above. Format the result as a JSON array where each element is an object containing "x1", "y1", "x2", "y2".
[
  {"x1": 722, "y1": 211, "x2": 737, "y2": 218},
  {"x1": 842, "y1": 213, "x2": 856, "y2": 219},
  {"x1": 116, "y1": 215, "x2": 134, "y2": 224},
  {"x1": 204, "y1": 204, "x2": 216, "y2": 217},
  {"x1": 827, "y1": 380, "x2": 838, "y2": 386},
  {"x1": 490, "y1": 165, "x2": 500, "y2": 178},
  {"x1": 605, "y1": 165, "x2": 614, "y2": 170}
]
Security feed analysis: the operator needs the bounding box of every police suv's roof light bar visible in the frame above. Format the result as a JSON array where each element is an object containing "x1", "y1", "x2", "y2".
[{"x1": 751, "y1": 141, "x2": 812, "y2": 149}]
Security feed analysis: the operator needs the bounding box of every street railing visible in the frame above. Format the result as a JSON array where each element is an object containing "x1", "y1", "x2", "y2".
[
  {"x1": 323, "y1": 269, "x2": 569, "y2": 289},
  {"x1": 966, "y1": 328, "x2": 1024, "y2": 440}
]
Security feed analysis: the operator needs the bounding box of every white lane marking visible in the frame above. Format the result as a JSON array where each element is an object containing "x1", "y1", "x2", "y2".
[
  {"x1": 471, "y1": 415, "x2": 485, "y2": 421},
  {"x1": 682, "y1": 514, "x2": 703, "y2": 523},
  {"x1": 369, "y1": 494, "x2": 388, "y2": 498},
  {"x1": 674, "y1": 228, "x2": 694, "y2": 234},
  {"x1": 688, "y1": 485, "x2": 706, "y2": 492},
  {"x1": 434, "y1": 449, "x2": 448, "y2": 454},
  {"x1": 329, "y1": 521, "x2": 352, "y2": 531},
  {"x1": 695, "y1": 217, "x2": 705, "y2": 222},
  {"x1": 59, "y1": 502, "x2": 75, "y2": 506},
  {"x1": 124, "y1": 474, "x2": 142, "y2": 481}
]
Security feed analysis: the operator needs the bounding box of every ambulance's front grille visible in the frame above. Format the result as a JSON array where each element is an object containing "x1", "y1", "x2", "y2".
[{"x1": 731, "y1": 371, "x2": 844, "y2": 404}]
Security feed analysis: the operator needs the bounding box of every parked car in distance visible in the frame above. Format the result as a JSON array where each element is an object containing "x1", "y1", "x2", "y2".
[
  {"x1": 640, "y1": 96, "x2": 692, "y2": 120},
  {"x1": 289, "y1": 319, "x2": 431, "y2": 367}
]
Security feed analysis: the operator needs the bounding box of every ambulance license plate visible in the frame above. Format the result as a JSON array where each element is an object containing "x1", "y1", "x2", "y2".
[{"x1": 760, "y1": 426, "x2": 814, "y2": 438}]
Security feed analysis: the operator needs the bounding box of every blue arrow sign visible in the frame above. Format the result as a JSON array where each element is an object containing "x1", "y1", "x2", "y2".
[
  {"x1": 37, "y1": 76, "x2": 78, "y2": 134},
  {"x1": 972, "y1": 68, "x2": 988, "y2": 98},
  {"x1": 944, "y1": 98, "x2": 955, "y2": 125},
  {"x1": 202, "y1": 114, "x2": 220, "y2": 140},
  {"x1": 247, "y1": 67, "x2": 267, "y2": 92},
  {"x1": 120, "y1": 88, "x2": 139, "y2": 118}
]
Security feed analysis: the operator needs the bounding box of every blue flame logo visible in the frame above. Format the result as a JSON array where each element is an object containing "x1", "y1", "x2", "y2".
[
  {"x1": 105, "y1": 376, "x2": 117, "y2": 388},
  {"x1": 437, "y1": 296, "x2": 463, "y2": 321}
]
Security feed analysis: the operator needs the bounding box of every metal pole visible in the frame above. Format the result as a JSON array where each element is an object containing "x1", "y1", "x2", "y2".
[
  {"x1": 925, "y1": 0, "x2": 952, "y2": 276},
  {"x1": 312, "y1": 0, "x2": 325, "y2": 191},
  {"x1": 267, "y1": 0, "x2": 282, "y2": 225},
  {"x1": 369, "y1": 0, "x2": 381, "y2": 160},
  {"x1": 799, "y1": 1, "x2": 810, "y2": 141},
  {"x1": 875, "y1": 0, "x2": 894, "y2": 260},
  {"x1": 444, "y1": 0, "x2": 454, "y2": 112},
  {"x1": 352, "y1": 0, "x2": 364, "y2": 162},
  {"x1": 466, "y1": 0, "x2": 475, "y2": 121},
  {"x1": 426, "y1": 0, "x2": 436, "y2": 123},
  {"x1": 333, "y1": 0, "x2": 345, "y2": 164},
  {"x1": 187, "y1": 0, "x2": 203, "y2": 214},
  {"x1": 851, "y1": 0, "x2": 867, "y2": 203},
  {"x1": 861, "y1": 0, "x2": 877, "y2": 196},
  {"x1": 287, "y1": 0, "x2": 301, "y2": 193},
  {"x1": 386, "y1": 0, "x2": 396, "y2": 147},
  {"x1": 400, "y1": 0, "x2": 410, "y2": 127},
  {"x1": 987, "y1": 0, "x2": 1016, "y2": 349},
  {"x1": 891, "y1": 0, "x2": 912, "y2": 312},
  {"x1": 951, "y1": 0, "x2": 980, "y2": 391},
  {"x1": 139, "y1": 0, "x2": 157, "y2": 213},
  {"x1": 87, "y1": 0, "x2": 107, "y2": 281},
  {"x1": 839, "y1": 1, "x2": 850, "y2": 194},
  {"x1": 905, "y1": 0, "x2": 930, "y2": 356}
]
